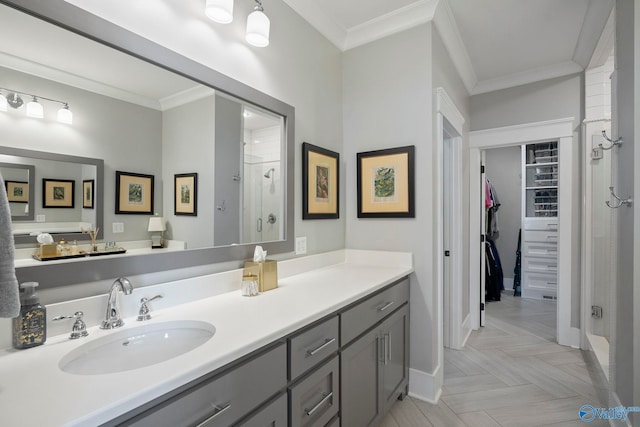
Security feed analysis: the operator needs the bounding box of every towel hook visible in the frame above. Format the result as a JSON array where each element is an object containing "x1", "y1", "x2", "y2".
[
  {"x1": 606, "y1": 186, "x2": 632, "y2": 208},
  {"x1": 600, "y1": 130, "x2": 623, "y2": 150}
]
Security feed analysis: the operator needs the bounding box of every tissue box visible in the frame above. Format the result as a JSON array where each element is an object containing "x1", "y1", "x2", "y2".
[
  {"x1": 243, "y1": 260, "x2": 278, "y2": 292},
  {"x1": 39, "y1": 243, "x2": 58, "y2": 258}
]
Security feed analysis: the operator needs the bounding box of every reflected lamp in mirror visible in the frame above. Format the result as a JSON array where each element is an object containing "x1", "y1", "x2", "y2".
[{"x1": 148, "y1": 215, "x2": 166, "y2": 249}]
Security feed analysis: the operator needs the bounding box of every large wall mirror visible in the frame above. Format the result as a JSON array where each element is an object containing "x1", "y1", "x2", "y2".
[{"x1": 1, "y1": 0, "x2": 294, "y2": 288}]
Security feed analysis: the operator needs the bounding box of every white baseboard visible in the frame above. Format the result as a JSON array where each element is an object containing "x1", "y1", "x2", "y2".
[
  {"x1": 408, "y1": 366, "x2": 442, "y2": 404},
  {"x1": 461, "y1": 313, "x2": 472, "y2": 347}
]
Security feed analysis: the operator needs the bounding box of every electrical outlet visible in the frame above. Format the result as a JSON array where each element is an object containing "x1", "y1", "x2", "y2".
[
  {"x1": 295, "y1": 236, "x2": 307, "y2": 255},
  {"x1": 36, "y1": 215, "x2": 45, "y2": 222},
  {"x1": 112, "y1": 222, "x2": 124, "y2": 233}
]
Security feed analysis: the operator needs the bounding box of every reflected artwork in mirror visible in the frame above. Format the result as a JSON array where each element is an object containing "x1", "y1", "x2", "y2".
[
  {"x1": 0, "y1": 162, "x2": 34, "y2": 221},
  {"x1": 1, "y1": 0, "x2": 294, "y2": 289}
]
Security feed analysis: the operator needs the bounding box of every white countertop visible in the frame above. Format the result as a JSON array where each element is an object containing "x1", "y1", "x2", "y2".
[{"x1": 0, "y1": 250, "x2": 413, "y2": 427}]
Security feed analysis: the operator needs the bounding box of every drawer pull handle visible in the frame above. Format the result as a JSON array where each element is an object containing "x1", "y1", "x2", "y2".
[
  {"x1": 377, "y1": 301, "x2": 394, "y2": 312},
  {"x1": 547, "y1": 282, "x2": 557, "y2": 286},
  {"x1": 305, "y1": 392, "x2": 333, "y2": 417},
  {"x1": 307, "y1": 337, "x2": 336, "y2": 357},
  {"x1": 196, "y1": 403, "x2": 231, "y2": 427},
  {"x1": 546, "y1": 235, "x2": 557, "y2": 240}
]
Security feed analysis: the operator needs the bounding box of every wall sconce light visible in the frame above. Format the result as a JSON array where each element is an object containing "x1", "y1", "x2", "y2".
[
  {"x1": 246, "y1": 0, "x2": 270, "y2": 47},
  {"x1": 148, "y1": 214, "x2": 166, "y2": 249},
  {"x1": 0, "y1": 87, "x2": 73, "y2": 124},
  {"x1": 26, "y1": 97, "x2": 44, "y2": 119},
  {"x1": 206, "y1": 0, "x2": 234, "y2": 24}
]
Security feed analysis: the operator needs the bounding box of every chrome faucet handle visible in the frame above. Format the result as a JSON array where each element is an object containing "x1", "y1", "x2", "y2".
[
  {"x1": 137, "y1": 295, "x2": 163, "y2": 321},
  {"x1": 53, "y1": 311, "x2": 89, "y2": 339}
]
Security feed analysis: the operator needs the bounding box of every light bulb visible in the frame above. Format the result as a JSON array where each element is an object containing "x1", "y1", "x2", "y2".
[
  {"x1": 206, "y1": 0, "x2": 234, "y2": 24},
  {"x1": 26, "y1": 97, "x2": 43, "y2": 118},
  {"x1": 57, "y1": 104, "x2": 73, "y2": 124},
  {"x1": 0, "y1": 93, "x2": 7, "y2": 112},
  {"x1": 246, "y1": 7, "x2": 270, "y2": 47}
]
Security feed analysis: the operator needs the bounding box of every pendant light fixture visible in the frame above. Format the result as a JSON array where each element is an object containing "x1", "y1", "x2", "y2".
[
  {"x1": 206, "y1": 0, "x2": 234, "y2": 24},
  {"x1": 26, "y1": 96, "x2": 44, "y2": 119},
  {"x1": 246, "y1": 0, "x2": 270, "y2": 47}
]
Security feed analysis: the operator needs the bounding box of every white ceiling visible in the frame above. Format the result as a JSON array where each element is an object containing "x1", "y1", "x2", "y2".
[{"x1": 284, "y1": 0, "x2": 615, "y2": 94}]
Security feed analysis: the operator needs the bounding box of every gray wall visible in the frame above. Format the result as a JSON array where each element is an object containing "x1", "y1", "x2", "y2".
[
  {"x1": 614, "y1": 0, "x2": 638, "y2": 415},
  {"x1": 484, "y1": 146, "x2": 522, "y2": 281},
  {"x1": 0, "y1": 66, "x2": 163, "y2": 242},
  {"x1": 162, "y1": 95, "x2": 216, "y2": 249},
  {"x1": 470, "y1": 74, "x2": 583, "y2": 328}
]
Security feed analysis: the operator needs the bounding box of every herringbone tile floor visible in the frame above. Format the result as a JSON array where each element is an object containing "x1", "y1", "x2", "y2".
[{"x1": 380, "y1": 292, "x2": 610, "y2": 426}]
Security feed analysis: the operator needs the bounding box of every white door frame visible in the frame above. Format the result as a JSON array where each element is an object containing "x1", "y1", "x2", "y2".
[
  {"x1": 469, "y1": 118, "x2": 580, "y2": 347},
  {"x1": 436, "y1": 88, "x2": 469, "y2": 350}
]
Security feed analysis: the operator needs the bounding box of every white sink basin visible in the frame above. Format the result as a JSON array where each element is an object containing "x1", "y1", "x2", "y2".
[{"x1": 59, "y1": 320, "x2": 215, "y2": 375}]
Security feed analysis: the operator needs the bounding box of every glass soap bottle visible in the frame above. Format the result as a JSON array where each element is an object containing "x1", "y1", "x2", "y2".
[{"x1": 12, "y1": 282, "x2": 47, "y2": 349}]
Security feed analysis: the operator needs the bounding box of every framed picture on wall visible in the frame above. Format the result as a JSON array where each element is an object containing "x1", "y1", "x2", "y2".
[
  {"x1": 302, "y1": 142, "x2": 340, "y2": 219},
  {"x1": 357, "y1": 145, "x2": 415, "y2": 218},
  {"x1": 5, "y1": 181, "x2": 29, "y2": 203},
  {"x1": 83, "y1": 179, "x2": 94, "y2": 209},
  {"x1": 115, "y1": 171, "x2": 154, "y2": 214},
  {"x1": 42, "y1": 179, "x2": 75, "y2": 208},
  {"x1": 174, "y1": 173, "x2": 198, "y2": 216}
]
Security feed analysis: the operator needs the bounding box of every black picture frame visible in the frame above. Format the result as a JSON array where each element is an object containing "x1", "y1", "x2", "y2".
[
  {"x1": 82, "y1": 179, "x2": 95, "y2": 209},
  {"x1": 115, "y1": 171, "x2": 154, "y2": 215},
  {"x1": 302, "y1": 142, "x2": 339, "y2": 219},
  {"x1": 174, "y1": 173, "x2": 198, "y2": 216},
  {"x1": 357, "y1": 145, "x2": 415, "y2": 218},
  {"x1": 42, "y1": 178, "x2": 75, "y2": 208}
]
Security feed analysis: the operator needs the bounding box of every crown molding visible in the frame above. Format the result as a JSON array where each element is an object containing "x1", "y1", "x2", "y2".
[
  {"x1": 573, "y1": 0, "x2": 615, "y2": 69},
  {"x1": 343, "y1": 1, "x2": 439, "y2": 51},
  {"x1": 159, "y1": 85, "x2": 216, "y2": 111},
  {"x1": 472, "y1": 60, "x2": 583, "y2": 95},
  {"x1": 432, "y1": 0, "x2": 476, "y2": 94},
  {"x1": 281, "y1": 0, "x2": 348, "y2": 50},
  {"x1": 0, "y1": 52, "x2": 161, "y2": 110}
]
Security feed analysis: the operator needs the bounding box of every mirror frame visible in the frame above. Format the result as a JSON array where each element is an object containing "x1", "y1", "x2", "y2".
[
  {"x1": 1, "y1": 146, "x2": 104, "y2": 244},
  {"x1": 0, "y1": 161, "x2": 35, "y2": 222},
  {"x1": 3, "y1": 0, "x2": 295, "y2": 289}
]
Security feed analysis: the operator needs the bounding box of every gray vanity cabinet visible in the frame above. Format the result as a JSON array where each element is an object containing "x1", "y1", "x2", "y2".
[
  {"x1": 116, "y1": 343, "x2": 287, "y2": 427},
  {"x1": 340, "y1": 279, "x2": 410, "y2": 427},
  {"x1": 235, "y1": 394, "x2": 288, "y2": 427}
]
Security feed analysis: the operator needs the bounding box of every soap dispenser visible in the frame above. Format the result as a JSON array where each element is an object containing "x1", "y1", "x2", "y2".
[{"x1": 12, "y1": 282, "x2": 47, "y2": 349}]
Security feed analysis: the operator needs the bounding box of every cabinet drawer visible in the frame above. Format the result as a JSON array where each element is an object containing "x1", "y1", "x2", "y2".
[
  {"x1": 289, "y1": 315, "x2": 339, "y2": 380},
  {"x1": 125, "y1": 343, "x2": 286, "y2": 427},
  {"x1": 325, "y1": 417, "x2": 339, "y2": 427},
  {"x1": 523, "y1": 219, "x2": 558, "y2": 231},
  {"x1": 523, "y1": 242, "x2": 557, "y2": 259},
  {"x1": 523, "y1": 230, "x2": 558, "y2": 243},
  {"x1": 523, "y1": 257, "x2": 557, "y2": 274},
  {"x1": 289, "y1": 356, "x2": 339, "y2": 427},
  {"x1": 341, "y1": 278, "x2": 409, "y2": 346},
  {"x1": 523, "y1": 272, "x2": 557, "y2": 290},
  {"x1": 236, "y1": 393, "x2": 287, "y2": 427}
]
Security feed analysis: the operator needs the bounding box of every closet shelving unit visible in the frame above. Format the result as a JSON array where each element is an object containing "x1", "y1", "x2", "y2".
[{"x1": 521, "y1": 141, "x2": 559, "y2": 300}]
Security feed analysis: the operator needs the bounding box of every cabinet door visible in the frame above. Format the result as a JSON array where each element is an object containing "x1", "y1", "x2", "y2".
[
  {"x1": 235, "y1": 394, "x2": 287, "y2": 427},
  {"x1": 289, "y1": 356, "x2": 339, "y2": 427},
  {"x1": 380, "y1": 305, "x2": 409, "y2": 414},
  {"x1": 340, "y1": 327, "x2": 381, "y2": 427}
]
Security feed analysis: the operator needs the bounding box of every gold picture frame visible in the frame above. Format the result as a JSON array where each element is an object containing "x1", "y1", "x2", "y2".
[
  {"x1": 42, "y1": 179, "x2": 75, "y2": 208},
  {"x1": 5, "y1": 180, "x2": 29, "y2": 203},
  {"x1": 357, "y1": 146, "x2": 415, "y2": 218},
  {"x1": 174, "y1": 173, "x2": 198, "y2": 216},
  {"x1": 302, "y1": 142, "x2": 339, "y2": 219},
  {"x1": 115, "y1": 171, "x2": 154, "y2": 214},
  {"x1": 82, "y1": 179, "x2": 94, "y2": 209}
]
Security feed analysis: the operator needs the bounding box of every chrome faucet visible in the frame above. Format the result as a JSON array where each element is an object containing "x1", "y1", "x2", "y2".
[{"x1": 101, "y1": 277, "x2": 134, "y2": 329}]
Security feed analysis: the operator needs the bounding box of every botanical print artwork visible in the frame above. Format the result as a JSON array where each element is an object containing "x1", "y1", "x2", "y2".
[
  {"x1": 373, "y1": 166, "x2": 396, "y2": 201},
  {"x1": 85, "y1": 186, "x2": 90, "y2": 201},
  {"x1": 53, "y1": 186, "x2": 65, "y2": 200},
  {"x1": 315, "y1": 165, "x2": 329, "y2": 201},
  {"x1": 13, "y1": 187, "x2": 23, "y2": 197},
  {"x1": 128, "y1": 183, "x2": 143, "y2": 204},
  {"x1": 181, "y1": 184, "x2": 191, "y2": 204}
]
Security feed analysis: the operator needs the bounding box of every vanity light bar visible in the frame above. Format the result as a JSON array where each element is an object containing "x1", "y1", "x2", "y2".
[
  {"x1": 0, "y1": 87, "x2": 73, "y2": 124},
  {"x1": 205, "y1": 0, "x2": 270, "y2": 47}
]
